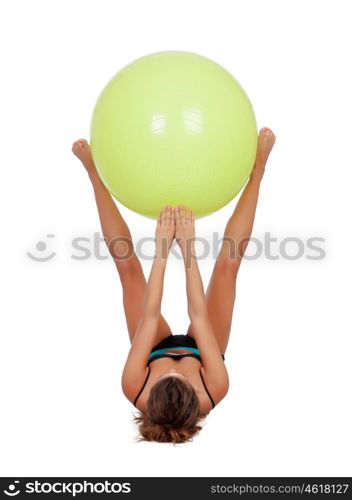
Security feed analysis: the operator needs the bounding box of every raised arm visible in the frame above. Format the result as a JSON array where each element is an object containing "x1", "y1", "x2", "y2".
[
  {"x1": 175, "y1": 206, "x2": 229, "y2": 393},
  {"x1": 121, "y1": 207, "x2": 175, "y2": 390}
]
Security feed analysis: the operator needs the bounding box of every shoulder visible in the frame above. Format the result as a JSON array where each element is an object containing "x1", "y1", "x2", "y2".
[
  {"x1": 200, "y1": 366, "x2": 229, "y2": 405},
  {"x1": 121, "y1": 366, "x2": 150, "y2": 404}
]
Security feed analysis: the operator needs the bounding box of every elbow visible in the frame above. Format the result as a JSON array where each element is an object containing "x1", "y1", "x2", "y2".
[
  {"x1": 187, "y1": 304, "x2": 208, "y2": 322},
  {"x1": 143, "y1": 301, "x2": 161, "y2": 319},
  {"x1": 142, "y1": 289, "x2": 163, "y2": 319}
]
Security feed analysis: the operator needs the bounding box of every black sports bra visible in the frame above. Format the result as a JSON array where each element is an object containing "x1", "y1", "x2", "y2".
[{"x1": 133, "y1": 352, "x2": 216, "y2": 408}]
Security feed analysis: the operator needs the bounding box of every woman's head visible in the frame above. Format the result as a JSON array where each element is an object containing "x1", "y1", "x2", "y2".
[{"x1": 134, "y1": 375, "x2": 204, "y2": 444}]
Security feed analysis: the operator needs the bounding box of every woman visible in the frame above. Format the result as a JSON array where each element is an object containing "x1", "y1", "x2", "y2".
[{"x1": 72, "y1": 127, "x2": 276, "y2": 443}]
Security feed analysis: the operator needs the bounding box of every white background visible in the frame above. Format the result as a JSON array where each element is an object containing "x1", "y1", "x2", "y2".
[{"x1": 1, "y1": 0, "x2": 351, "y2": 477}]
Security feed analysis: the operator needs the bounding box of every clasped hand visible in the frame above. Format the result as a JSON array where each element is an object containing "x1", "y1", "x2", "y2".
[{"x1": 155, "y1": 205, "x2": 195, "y2": 257}]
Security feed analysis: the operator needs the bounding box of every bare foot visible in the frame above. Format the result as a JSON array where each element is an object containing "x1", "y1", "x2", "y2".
[
  {"x1": 251, "y1": 127, "x2": 276, "y2": 181},
  {"x1": 71, "y1": 139, "x2": 97, "y2": 176}
]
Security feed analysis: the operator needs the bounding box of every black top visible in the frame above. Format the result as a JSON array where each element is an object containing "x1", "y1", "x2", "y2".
[
  {"x1": 132, "y1": 335, "x2": 225, "y2": 409},
  {"x1": 133, "y1": 352, "x2": 216, "y2": 408}
]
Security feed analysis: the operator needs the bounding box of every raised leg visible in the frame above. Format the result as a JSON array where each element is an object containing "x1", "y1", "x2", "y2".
[
  {"x1": 72, "y1": 139, "x2": 172, "y2": 344},
  {"x1": 187, "y1": 127, "x2": 276, "y2": 353}
]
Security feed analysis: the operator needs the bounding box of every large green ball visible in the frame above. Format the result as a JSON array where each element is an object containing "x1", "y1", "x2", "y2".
[{"x1": 90, "y1": 51, "x2": 257, "y2": 217}]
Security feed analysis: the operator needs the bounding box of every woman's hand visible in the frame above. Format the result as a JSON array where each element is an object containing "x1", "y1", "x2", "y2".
[
  {"x1": 175, "y1": 205, "x2": 195, "y2": 256},
  {"x1": 155, "y1": 206, "x2": 175, "y2": 257}
]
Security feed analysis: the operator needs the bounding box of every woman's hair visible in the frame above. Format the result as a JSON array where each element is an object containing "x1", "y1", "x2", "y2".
[{"x1": 134, "y1": 376, "x2": 204, "y2": 444}]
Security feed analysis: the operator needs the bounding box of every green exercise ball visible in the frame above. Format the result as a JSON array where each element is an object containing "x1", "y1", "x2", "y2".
[{"x1": 90, "y1": 51, "x2": 257, "y2": 217}]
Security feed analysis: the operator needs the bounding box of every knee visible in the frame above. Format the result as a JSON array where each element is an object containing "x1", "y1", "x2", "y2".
[
  {"x1": 216, "y1": 256, "x2": 241, "y2": 278},
  {"x1": 115, "y1": 256, "x2": 141, "y2": 280},
  {"x1": 108, "y1": 238, "x2": 134, "y2": 262}
]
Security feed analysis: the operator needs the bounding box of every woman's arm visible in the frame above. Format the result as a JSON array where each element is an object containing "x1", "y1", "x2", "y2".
[
  {"x1": 126, "y1": 251, "x2": 168, "y2": 360},
  {"x1": 184, "y1": 248, "x2": 229, "y2": 386},
  {"x1": 121, "y1": 207, "x2": 175, "y2": 391},
  {"x1": 176, "y1": 207, "x2": 229, "y2": 392},
  {"x1": 121, "y1": 255, "x2": 167, "y2": 391}
]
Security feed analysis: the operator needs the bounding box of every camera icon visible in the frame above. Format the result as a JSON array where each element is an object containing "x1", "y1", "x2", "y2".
[{"x1": 4, "y1": 480, "x2": 20, "y2": 496}]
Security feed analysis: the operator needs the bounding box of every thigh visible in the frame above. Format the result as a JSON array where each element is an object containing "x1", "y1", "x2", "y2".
[
  {"x1": 187, "y1": 260, "x2": 238, "y2": 354},
  {"x1": 118, "y1": 258, "x2": 172, "y2": 344}
]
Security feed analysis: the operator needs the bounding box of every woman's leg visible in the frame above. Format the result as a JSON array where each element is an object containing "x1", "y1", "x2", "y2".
[
  {"x1": 187, "y1": 128, "x2": 276, "y2": 353},
  {"x1": 72, "y1": 139, "x2": 172, "y2": 344}
]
